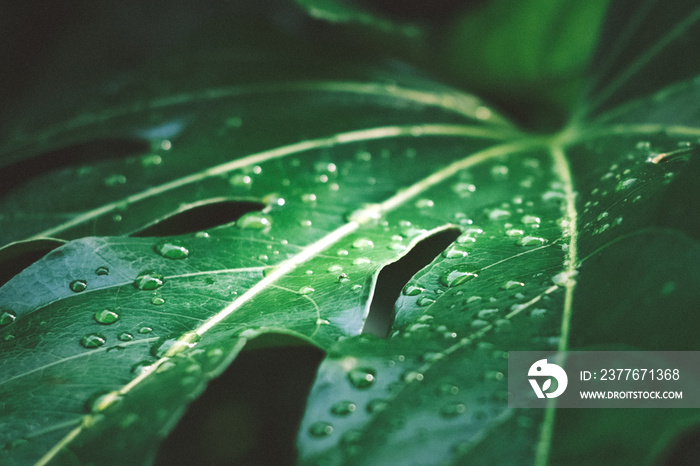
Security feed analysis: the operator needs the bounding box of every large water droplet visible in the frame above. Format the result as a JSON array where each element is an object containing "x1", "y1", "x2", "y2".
[
  {"x1": 0, "y1": 310, "x2": 16, "y2": 327},
  {"x1": 309, "y1": 421, "x2": 334, "y2": 438},
  {"x1": 237, "y1": 212, "x2": 272, "y2": 230},
  {"x1": 81, "y1": 334, "x2": 106, "y2": 349},
  {"x1": 347, "y1": 367, "x2": 376, "y2": 389},
  {"x1": 134, "y1": 271, "x2": 165, "y2": 290},
  {"x1": 94, "y1": 309, "x2": 119, "y2": 325},
  {"x1": 330, "y1": 401, "x2": 357, "y2": 416},
  {"x1": 70, "y1": 280, "x2": 87, "y2": 293},
  {"x1": 440, "y1": 265, "x2": 479, "y2": 287},
  {"x1": 154, "y1": 239, "x2": 190, "y2": 259},
  {"x1": 95, "y1": 266, "x2": 110, "y2": 276}
]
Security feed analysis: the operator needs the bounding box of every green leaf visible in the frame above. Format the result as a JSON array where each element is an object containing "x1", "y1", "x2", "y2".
[{"x1": 2, "y1": 1, "x2": 700, "y2": 465}]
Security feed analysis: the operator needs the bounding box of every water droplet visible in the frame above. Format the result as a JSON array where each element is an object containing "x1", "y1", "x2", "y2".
[
  {"x1": 347, "y1": 367, "x2": 376, "y2": 389},
  {"x1": 440, "y1": 402, "x2": 466, "y2": 418},
  {"x1": 477, "y1": 309, "x2": 499, "y2": 320},
  {"x1": 330, "y1": 401, "x2": 357, "y2": 416},
  {"x1": 301, "y1": 193, "x2": 317, "y2": 203},
  {"x1": 487, "y1": 208, "x2": 510, "y2": 220},
  {"x1": 328, "y1": 265, "x2": 343, "y2": 273},
  {"x1": 118, "y1": 332, "x2": 133, "y2": 341},
  {"x1": 70, "y1": 279, "x2": 87, "y2": 292},
  {"x1": 300, "y1": 219, "x2": 312, "y2": 227},
  {"x1": 516, "y1": 236, "x2": 547, "y2": 247},
  {"x1": 352, "y1": 284, "x2": 363, "y2": 293},
  {"x1": 530, "y1": 308, "x2": 547, "y2": 318},
  {"x1": 229, "y1": 173, "x2": 252, "y2": 187},
  {"x1": 95, "y1": 266, "x2": 110, "y2": 276},
  {"x1": 441, "y1": 246, "x2": 468, "y2": 259},
  {"x1": 366, "y1": 398, "x2": 390, "y2": 414},
  {"x1": 456, "y1": 235, "x2": 477, "y2": 244},
  {"x1": 226, "y1": 116, "x2": 243, "y2": 127},
  {"x1": 104, "y1": 174, "x2": 127, "y2": 186},
  {"x1": 505, "y1": 229, "x2": 524, "y2": 237},
  {"x1": 138, "y1": 327, "x2": 153, "y2": 334},
  {"x1": 521, "y1": 215, "x2": 540, "y2": 226},
  {"x1": 0, "y1": 310, "x2": 17, "y2": 327},
  {"x1": 440, "y1": 265, "x2": 479, "y2": 287},
  {"x1": 402, "y1": 284, "x2": 424, "y2": 296},
  {"x1": 453, "y1": 182, "x2": 476, "y2": 196},
  {"x1": 415, "y1": 199, "x2": 434, "y2": 208},
  {"x1": 401, "y1": 370, "x2": 424, "y2": 383},
  {"x1": 471, "y1": 319, "x2": 489, "y2": 329},
  {"x1": 352, "y1": 238, "x2": 374, "y2": 249},
  {"x1": 94, "y1": 309, "x2": 119, "y2": 325},
  {"x1": 616, "y1": 178, "x2": 637, "y2": 191},
  {"x1": 502, "y1": 281, "x2": 524, "y2": 290},
  {"x1": 131, "y1": 360, "x2": 155, "y2": 375},
  {"x1": 552, "y1": 270, "x2": 578, "y2": 286},
  {"x1": 353, "y1": 257, "x2": 371, "y2": 266},
  {"x1": 151, "y1": 296, "x2": 166, "y2": 305},
  {"x1": 152, "y1": 332, "x2": 200, "y2": 358},
  {"x1": 90, "y1": 391, "x2": 123, "y2": 412},
  {"x1": 154, "y1": 239, "x2": 190, "y2": 259},
  {"x1": 309, "y1": 421, "x2": 334, "y2": 438},
  {"x1": 237, "y1": 212, "x2": 272, "y2": 231},
  {"x1": 338, "y1": 273, "x2": 349, "y2": 282},
  {"x1": 134, "y1": 271, "x2": 164, "y2": 290},
  {"x1": 298, "y1": 286, "x2": 315, "y2": 295},
  {"x1": 388, "y1": 242, "x2": 407, "y2": 251},
  {"x1": 337, "y1": 249, "x2": 349, "y2": 256},
  {"x1": 417, "y1": 296, "x2": 436, "y2": 307},
  {"x1": 80, "y1": 334, "x2": 106, "y2": 349},
  {"x1": 437, "y1": 383, "x2": 459, "y2": 396}
]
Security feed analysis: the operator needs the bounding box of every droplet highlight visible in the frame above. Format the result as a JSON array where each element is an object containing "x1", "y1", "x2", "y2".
[{"x1": 154, "y1": 239, "x2": 190, "y2": 259}]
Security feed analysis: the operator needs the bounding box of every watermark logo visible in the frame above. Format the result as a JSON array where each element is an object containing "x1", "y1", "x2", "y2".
[{"x1": 528, "y1": 358, "x2": 568, "y2": 398}]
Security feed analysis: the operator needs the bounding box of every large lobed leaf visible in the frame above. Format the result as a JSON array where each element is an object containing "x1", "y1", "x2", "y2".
[{"x1": 1, "y1": 1, "x2": 700, "y2": 465}]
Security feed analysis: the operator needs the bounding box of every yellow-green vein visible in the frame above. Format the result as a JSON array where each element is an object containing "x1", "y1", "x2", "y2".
[{"x1": 533, "y1": 143, "x2": 579, "y2": 466}]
